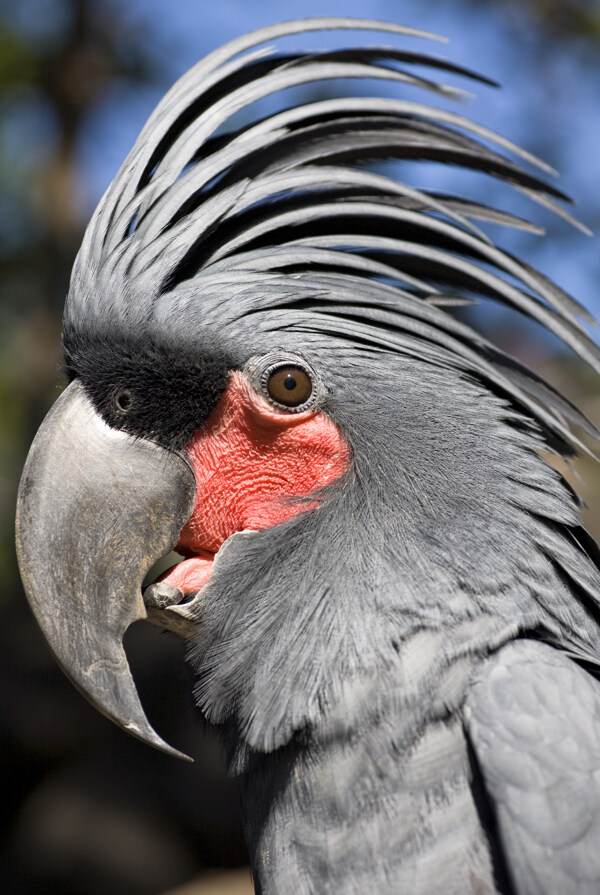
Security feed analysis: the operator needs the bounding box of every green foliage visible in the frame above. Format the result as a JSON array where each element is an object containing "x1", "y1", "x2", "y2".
[{"x1": 0, "y1": 26, "x2": 38, "y2": 89}]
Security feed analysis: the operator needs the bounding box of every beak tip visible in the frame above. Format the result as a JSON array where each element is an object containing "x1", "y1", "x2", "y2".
[
  {"x1": 123, "y1": 720, "x2": 194, "y2": 762},
  {"x1": 17, "y1": 380, "x2": 197, "y2": 762}
]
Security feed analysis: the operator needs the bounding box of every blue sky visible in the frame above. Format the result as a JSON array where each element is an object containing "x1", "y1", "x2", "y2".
[
  {"x1": 81, "y1": 0, "x2": 600, "y2": 330},
  {"x1": 8, "y1": 0, "x2": 600, "y2": 332}
]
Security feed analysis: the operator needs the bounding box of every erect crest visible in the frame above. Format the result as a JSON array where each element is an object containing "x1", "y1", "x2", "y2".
[{"x1": 66, "y1": 17, "x2": 599, "y2": 456}]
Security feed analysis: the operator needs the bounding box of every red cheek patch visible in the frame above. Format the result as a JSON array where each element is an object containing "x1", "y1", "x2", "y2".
[{"x1": 159, "y1": 371, "x2": 350, "y2": 594}]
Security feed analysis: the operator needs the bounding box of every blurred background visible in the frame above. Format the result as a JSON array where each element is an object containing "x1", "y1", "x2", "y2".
[{"x1": 0, "y1": 0, "x2": 598, "y2": 892}]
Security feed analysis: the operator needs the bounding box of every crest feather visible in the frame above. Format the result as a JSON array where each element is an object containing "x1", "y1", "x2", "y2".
[{"x1": 66, "y1": 17, "x2": 598, "y2": 456}]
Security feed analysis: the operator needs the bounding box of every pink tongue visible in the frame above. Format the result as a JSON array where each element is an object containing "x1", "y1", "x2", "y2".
[{"x1": 158, "y1": 555, "x2": 214, "y2": 593}]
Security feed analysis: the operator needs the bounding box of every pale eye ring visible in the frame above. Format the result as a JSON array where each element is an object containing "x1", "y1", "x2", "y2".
[
  {"x1": 267, "y1": 365, "x2": 312, "y2": 408},
  {"x1": 246, "y1": 352, "x2": 323, "y2": 414}
]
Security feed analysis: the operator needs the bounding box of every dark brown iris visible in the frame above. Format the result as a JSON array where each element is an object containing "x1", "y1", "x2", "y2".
[{"x1": 267, "y1": 366, "x2": 312, "y2": 408}]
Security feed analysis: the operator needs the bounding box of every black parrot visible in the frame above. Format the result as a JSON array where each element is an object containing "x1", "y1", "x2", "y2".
[{"x1": 15, "y1": 17, "x2": 600, "y2": 895}]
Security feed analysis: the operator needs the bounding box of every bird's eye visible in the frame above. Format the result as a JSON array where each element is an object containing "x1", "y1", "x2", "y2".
[
  {"x1": 267, "y1": 366, "x2": 312, "y2": 409},
  {"x1": 114, "y1": 389, "x2": 133, "y2": 413}
]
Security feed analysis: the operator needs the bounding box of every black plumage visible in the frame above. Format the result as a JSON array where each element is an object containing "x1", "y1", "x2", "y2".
[{"x1": 17, "y1": 18, "x2": 600, "y2": 895}]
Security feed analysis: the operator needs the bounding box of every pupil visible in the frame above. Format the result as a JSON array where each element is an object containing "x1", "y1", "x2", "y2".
[{"x1": 283, "y1": 374, "x2": 297, "y2": 391}]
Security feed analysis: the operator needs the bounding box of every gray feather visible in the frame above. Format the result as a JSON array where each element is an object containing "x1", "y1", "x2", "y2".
[
  {"x1": 66, "y1": 17, "x2": 596, "y2": 470},
  {"x1": 61, "y1": 19, "x2": 600, "y2": 893},
  {"x1": 465, "y1": 640, "x2": 600, "y2": 895}
]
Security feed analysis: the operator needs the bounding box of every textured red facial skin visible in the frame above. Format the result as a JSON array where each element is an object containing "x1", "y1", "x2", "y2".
[{"x1": 159, "y1": 371, "x2": 350, "y2": 594}]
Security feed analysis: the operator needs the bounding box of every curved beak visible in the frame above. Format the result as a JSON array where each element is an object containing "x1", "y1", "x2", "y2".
[{"x1": 15, "y1": 380, "x2": 196, "y2": 760}]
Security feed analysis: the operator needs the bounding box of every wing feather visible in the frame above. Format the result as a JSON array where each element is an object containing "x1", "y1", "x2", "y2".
[{"x1": 465, "y1": 640, "x2": 600, "y2": 895}]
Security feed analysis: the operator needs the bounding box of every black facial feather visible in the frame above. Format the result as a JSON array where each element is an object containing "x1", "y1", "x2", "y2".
[
  {"x1": 63, "y1": 328, "x2": 232, "y2": 450},
  {"x1": 66, "y1": 18, "x2": 597, "y2": 414},
  {"x1": 62, "y1": 17, "x2": 600, "y2": 760},
  {"x1": 22, "y1": 21, "x2": 600, "y2": 891}
]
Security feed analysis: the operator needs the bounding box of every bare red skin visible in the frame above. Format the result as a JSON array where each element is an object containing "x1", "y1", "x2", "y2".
[{"x1": 159, "y1": 371, "x2": 350, "y2": 594}]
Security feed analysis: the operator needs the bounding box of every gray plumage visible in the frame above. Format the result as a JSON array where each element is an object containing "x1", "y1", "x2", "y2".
[
  {"x1": 21, "y1": 17, "x2": 600, "y2": 894},
  {"x1": 465, "y1": 640, "x2": 600, "y2": 894}
]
